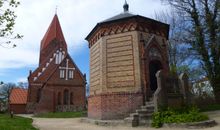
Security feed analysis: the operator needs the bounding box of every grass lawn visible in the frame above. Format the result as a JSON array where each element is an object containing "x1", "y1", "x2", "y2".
[
  {"x1": 200, "y1": 104, "x2": 220, "y2": 112},
  {"x1": 34, "y1": 111, "x2": 87, "y2": 118},
  {"x1": 0, "y1": 114, "x2": 38, "y2": 130}
]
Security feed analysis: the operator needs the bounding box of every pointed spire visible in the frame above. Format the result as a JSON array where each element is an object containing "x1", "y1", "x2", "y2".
[
  {"x1": 123, "y1": 0, "x2": 129, "y2": 12},
  {"x1": 40, "y1": 14, "x2": 67, "y2": 50}
]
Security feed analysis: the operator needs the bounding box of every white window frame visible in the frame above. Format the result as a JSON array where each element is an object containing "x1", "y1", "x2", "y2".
[
  {"x1": 69, "y1": 70, "x2": 74, "y2": 79},
  {"x1": 60, "y1": 69, "x2": 65, "y2": 78}
]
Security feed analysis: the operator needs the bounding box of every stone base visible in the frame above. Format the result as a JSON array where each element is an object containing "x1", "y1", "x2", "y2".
[
  {"x1": 88, "y1": 92, "x2": 143, "y2": 120},
  {"x1": 56, "y1": 105, "x2": 84, "y2": 112}
]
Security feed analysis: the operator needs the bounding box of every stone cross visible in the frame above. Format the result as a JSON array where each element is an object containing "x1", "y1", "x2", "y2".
[{"x1": 59, "y1": 59, "x2": 75, "y2": 80}]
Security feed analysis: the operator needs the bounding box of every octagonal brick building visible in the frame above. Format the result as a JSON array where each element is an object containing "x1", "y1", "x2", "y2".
[{"x1": 86, "y1": 2, "x2": 170, "y2": 120}]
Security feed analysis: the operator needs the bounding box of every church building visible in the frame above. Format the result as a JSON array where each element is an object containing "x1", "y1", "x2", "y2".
[
  {"x1": 26, "y1": 14, "x2": 86, "y2": 113},
  {"x1": 86, "y1": 1, "x2": 169, "y2": 119}
]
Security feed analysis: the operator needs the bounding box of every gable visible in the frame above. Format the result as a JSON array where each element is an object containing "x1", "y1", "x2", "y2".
[{"x1": 47, "y1": 54, "x2": 86, "y2": 85}]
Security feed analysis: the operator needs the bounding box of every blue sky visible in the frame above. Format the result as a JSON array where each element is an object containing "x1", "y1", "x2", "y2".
[{"x1": 0, "y1": 0, "x2": 168, "y2": 83}]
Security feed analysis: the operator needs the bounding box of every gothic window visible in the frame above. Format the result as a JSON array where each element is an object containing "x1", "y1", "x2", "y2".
[
  {"x1": 70, "y1": 92, "x2": 73, "y2": 105},
  {"x1": 69, "y1": 70, "x2": 74, "y2": 79},
  {"x1": 60, "y1": 70, "x2": 65, "y2": 78},
  {"x1": 149, "y1": 47, "x2": 162, "y2": 58},
  {"x1": 63, "y1": 89, "x2": 69, "y2": 105},
  {"x1": 55, "y1": 51, "x2": 65, "y2": 64},
  {"x1": 58, "y1": 92, "x2": 61, "y2": 105},
  {"x1": 58, "y1": 51, "x2": 62, "y2": 63},
  {"x1": 55, "y1": 53, "x2": 59, "y2": 64},
  {"x1": 36, "y1": 89, "x2": 41, "y2": 103}
]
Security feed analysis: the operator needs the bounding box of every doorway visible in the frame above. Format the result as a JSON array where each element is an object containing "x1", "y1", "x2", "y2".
[{"x1": 149, "y1": 60, "x2": 162, "y2": 92}]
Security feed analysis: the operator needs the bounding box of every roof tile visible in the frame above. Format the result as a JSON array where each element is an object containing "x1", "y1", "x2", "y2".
[{"x1": 9, "y1": 88, "x2": 27, "y2": 104}]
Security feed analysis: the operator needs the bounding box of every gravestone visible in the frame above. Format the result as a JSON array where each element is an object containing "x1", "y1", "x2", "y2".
[{"x1": 154, "y1": 70, "x2": 192, "y2": 111}]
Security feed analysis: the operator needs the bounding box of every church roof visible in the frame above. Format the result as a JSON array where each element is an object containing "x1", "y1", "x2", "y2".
[
  {"x1": 40, "y1": 14, "x2": 67, "y2": 50},
  {"x1": 9, "y1": 88, "x2": 27, "y2": 105},
  {"x1": 86, "y1": 2, "x2": 169, "y2": 40},
  {"x1": 101, "y1": 12, "x2": 135, "y2": 23},
  {"x1": 101, "y1": 0, "x2": 134, "y2": 23}
]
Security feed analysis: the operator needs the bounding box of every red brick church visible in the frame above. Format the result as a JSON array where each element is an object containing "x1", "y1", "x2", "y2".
[{"x1": 26, "y1": 14, "x2": 86, "y2": 113}]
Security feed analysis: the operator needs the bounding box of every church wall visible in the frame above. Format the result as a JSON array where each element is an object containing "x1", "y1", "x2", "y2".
[
  {"x1": 54, "y1": 85, "x2": 85, "y2": 112},
  {"x1": 90, "y1": 38, "x2": 102, "y2": 95},
  {"x1": 9, "y1": 104, "x2": 26, "y2": 114},
  {"x1": 88, "y1": 92, "x2": 142, "y2": 119},
  {"x1": 35, "y1": 86, "x2": 54, "y2": 113},
  {"x1": 88, "y1": 31, "x2": 143, "y2": 119},
  {"x1": 102, "y1": 31, "x2": 141, "y2": 93}
]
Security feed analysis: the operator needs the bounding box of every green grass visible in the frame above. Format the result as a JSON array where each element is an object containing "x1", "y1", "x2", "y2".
[
  {"x1": 199, "y1": 104, "x2": 220, "y2": 112},
  {"x1": 0, "y1": 114, "x2": 38, "y2": 130},
  {"x1": 34, "y1": 111, "x2": 87, "y2": 118}
]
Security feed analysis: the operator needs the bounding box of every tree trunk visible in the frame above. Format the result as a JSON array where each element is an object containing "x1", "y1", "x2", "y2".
[{"x1": 211, "y1": 79, "x2": 220, "y2": 104}]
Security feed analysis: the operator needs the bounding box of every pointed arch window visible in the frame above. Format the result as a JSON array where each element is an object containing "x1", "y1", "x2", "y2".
[
  {"x1": 70, "y1": 92, "x2": 73, "y2": 105},
  {"x1": 58, "y1": 92, "x2": 61, "y2": 105},
  {"x1": 63, "y1": 89, "x2": 69, "y2": 105},
  {"x1": 149, "y1": 47, "x2": 162, "y2": 58},
  {"x1": 36, "y1": 89, "x2": 41, "y2": 103}
]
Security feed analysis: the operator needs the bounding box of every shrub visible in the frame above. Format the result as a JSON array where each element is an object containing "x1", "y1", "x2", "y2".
[{"x1": 151, "y1": 106, "x2": 209, "y2": 128}]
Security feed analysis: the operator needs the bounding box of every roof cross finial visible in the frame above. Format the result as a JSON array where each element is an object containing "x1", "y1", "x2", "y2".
[{"x1": 123, "y1": 0, "x2": 129, "y2": 12}]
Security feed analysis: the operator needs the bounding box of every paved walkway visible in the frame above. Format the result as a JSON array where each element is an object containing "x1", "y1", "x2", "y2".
[{"x1": 18, "y1": 111, "x2": 220, "y2": 130}]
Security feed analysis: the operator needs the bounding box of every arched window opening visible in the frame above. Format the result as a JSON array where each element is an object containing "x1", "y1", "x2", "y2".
[
  {"x1": 149, "y1": 60, "x2": 163, "y2": 92},
  {"x1": 63, "y1": 89, "x2": 69, "y2": 105},
  {"x1": 70, "y1": 92, "x2": 73, "y2": 105},
  {"x1": 58, "y1": 92, "x2": 61, "y2": 105},
  {"x1": 36, "y1": 89, "x2": 41, "y2": 103}
]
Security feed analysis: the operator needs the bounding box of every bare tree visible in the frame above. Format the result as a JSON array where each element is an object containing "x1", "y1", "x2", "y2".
[
  {"x1": 154, "y1": 10, "x2": 204, "y2": 81},
  {"x1": 161, "y1": 0, "x2": 220, "y2": 103},
  {"x1": 0, "y1": 0, "x2": 22, "y2": 48}
]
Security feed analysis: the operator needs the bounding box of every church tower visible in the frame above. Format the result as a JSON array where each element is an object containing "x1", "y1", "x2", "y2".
[
  {"x1": 86, "y1": 2, "x2": 169, "y2": 119},
  {"x1": 27, "y1": 14, "x2": 86, "y2": 113}
]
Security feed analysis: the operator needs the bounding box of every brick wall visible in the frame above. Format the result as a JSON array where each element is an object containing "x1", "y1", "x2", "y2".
[
  {"x1": 10, "y1": 104, "x2": 26, "y2": 114},
  {"x1": 88, "y1": 92, "x2": 143, "y2": 120}
]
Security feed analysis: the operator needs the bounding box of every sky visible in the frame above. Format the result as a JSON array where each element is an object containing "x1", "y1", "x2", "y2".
[{"x1": 0, "y1": 0, "x2": 169, "y2": 83}]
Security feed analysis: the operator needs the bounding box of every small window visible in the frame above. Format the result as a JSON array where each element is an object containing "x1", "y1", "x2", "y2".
[
  {"x1": 69, "y1": 70, "x2": 74, "y2": 79},
  {"x1": 60, "y1": 70, "x2": 65, "y2": 78}
]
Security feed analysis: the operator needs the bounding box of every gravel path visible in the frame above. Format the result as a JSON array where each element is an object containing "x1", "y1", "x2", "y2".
[{"x1": 18, "y1": 111, "x2": 220, "y2": 130}]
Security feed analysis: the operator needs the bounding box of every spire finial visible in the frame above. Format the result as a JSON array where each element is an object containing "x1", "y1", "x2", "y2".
[
  {"x1": 55, "y1": 5, "x2": 58, "y2": 14},
  {"x1": 123, "y1": 0, "x2": 129, "y2": 12}
]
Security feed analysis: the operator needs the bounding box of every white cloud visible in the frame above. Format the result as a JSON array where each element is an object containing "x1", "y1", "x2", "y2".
[
  {"x1": 16, "y1": 77, "x2": 28, "y2": 83},
  {"x1": 0, "y1": 0, "x2": 169, "y2": 69}
]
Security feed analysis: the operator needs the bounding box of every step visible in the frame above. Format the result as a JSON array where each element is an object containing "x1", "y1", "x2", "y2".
[
  {"x1": 136, "y1": 109, "x2": 154, "y2": 114},
  {"x1": 139, "y1": 113, "x2": 153, "y2": 119},
  {"x1": 145, "y1": 101, "x2": 154, "y2": 105},
  {"x1": 124, "y1": 117, "x2": 133, "y2": 123},
  {"x1": 129, "y1": 113, "x2": 139, "y2": 117},
  {"x1": 141, "y1": 105, "x2": 155, "y2": 110},
  {"x1": 124, "y1": 117, "x2": 139, "y2": 127}
]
